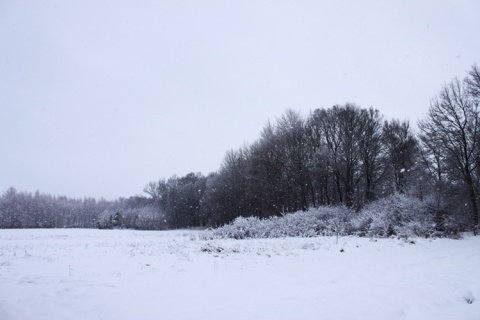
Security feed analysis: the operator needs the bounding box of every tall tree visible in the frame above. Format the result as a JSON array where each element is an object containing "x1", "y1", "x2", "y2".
[
  {"x1": 359, "y1": 108, "x2": 384, "y2": 203},
  {"x1": 418, "y1": 77, "x2": 480, "y2": 233},
  {"x1": 275, "y1": 109, "x2": 312, "y2": 211},
  {"x1": 465, "y1": 64, "x2": 480, "y2": 207},
  {"x1": 308, "y1": 104, "x2": 386, "y2": 208},
  {"x1": 313, "y1": 104, "x2": 366, "y2": 208},
  {"x1": 248, "y1": 123, "x2": 288, "y2": 216},
  {"x1": 418, "y1": 121, "x2": 449, "y2": 230},
  {"x1": 382, "y1": 119, "x2": 418, "y2": 195}
]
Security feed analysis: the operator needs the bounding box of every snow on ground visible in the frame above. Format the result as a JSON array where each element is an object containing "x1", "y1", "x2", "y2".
[{"x1": 0, "y1": 229, "x2": 478, "y2": 320}]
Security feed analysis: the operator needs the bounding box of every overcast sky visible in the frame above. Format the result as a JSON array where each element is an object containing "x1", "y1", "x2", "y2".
[{"x1": 1, "y1": 1, "x2": 479, "y2": 200}]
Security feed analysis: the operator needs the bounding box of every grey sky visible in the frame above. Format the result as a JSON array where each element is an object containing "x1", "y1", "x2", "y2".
[{"x1": 1, "y1": 1, "x2": 479, "y2": 200}]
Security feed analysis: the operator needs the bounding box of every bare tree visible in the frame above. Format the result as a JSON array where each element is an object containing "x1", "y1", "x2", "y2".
[
  {"x1": 359, "y1": 108, "x2": 384, "y2": 203},
  {"x1": 419, "y1": 77, "x2": 479, "y2": 233},
  {"x1": 418, "y1": 123, "x2": 449, "y2": 230},
  {"x1": 465, "y1": 64, "x2": 480, "y2": 210},
  {"x1": 275, "y1": 109, "x2": 312, "y2": 211},
  {"x1": 465, "y1": 63, "x2": 480, "y2": 99},
  {"x1": 382, "y1": 119, "x2": 418, "y2": 195},
  {"x1": 314, "y1": 104, "x2": 365, "y2": 208}
]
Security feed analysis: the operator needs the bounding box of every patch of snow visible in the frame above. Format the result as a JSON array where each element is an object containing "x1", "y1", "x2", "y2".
[{"x1": 0, "y1": 229, "x2": 479, "y2": 320}]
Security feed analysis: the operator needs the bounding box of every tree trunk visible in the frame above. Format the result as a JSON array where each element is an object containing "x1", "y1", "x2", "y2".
[
  {"x1": 435, "y1": 209, "x2": 445, "y2": 232},
  {"x1": 467, "y1": 182, "x2": 479, "y2": 235}
]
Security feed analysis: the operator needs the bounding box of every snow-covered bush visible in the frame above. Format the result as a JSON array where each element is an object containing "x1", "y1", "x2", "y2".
[
  {"x1": 213, "y1": 194, "x2": 441, "y2": 239},
  {"x1": 96, "y1": 211, "x2": 124, "y2": 229},
  {"x1": 213, "y1": 206, "x2": 352, "y2": 239},
  {"x1": 96, "y1": 206, "x2": 167, "y2": 230},
  {"x1": 127, "y1": 206, "x2": 168, "y2": 230},
  {"x1": 352, "y1": 194, "x2": 435, "y2": 238}
]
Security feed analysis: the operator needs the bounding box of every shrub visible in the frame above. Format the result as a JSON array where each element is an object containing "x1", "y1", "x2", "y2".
[
  {"x1": 213, "y1": 206, "x2": 353, "y2": 239},
  {"x1": 351, "y1": 194, "x2": 434, "y2": 238},
  {"x1": 213, "y1": 194, "x2": 442, "y2": 239}
]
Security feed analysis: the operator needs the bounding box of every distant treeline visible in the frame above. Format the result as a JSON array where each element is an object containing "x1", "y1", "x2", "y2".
[
  {"x1": 0, "y1": 189, "x2": 165, "y2": 230},
  {"x1": 1, "y1": 64, "x2": 479, "y2": 233}
]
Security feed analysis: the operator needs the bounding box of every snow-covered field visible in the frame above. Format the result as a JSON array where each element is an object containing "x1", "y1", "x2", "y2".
[{"x1": 0, "y1": 229, "x2": 478, "y2": 320}]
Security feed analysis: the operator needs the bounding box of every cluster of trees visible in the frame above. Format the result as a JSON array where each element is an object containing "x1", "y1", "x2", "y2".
[
  {"x1": 193, "y1": 107, "x2": 420, "y2": 226},
  {"x1": 0, "y1": 188, "x2": 166, "y2": 230},
  {"x1": 1, "y1": 64, "x2": 478, "y2": 234},
  {"x1": 418, "y1": 66, "x2": 480, "y2": 233},
  {"x1": 145, "y1": 64, "x2": 479, "y2": 233},
  {"x1": 143, "y1": 173, "x2": 207, "y2": 229}
]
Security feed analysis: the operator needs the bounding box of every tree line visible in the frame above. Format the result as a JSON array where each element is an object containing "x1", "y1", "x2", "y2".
[
  {"x1": 0, "y1": 188, "x2": 166, "y2": 230},
  {"x1": 145, "y1": 64, "x2": 479, "y2": 233},
  {"x1": 1, "y1": 64, "x2": 479, "y2": 233}
]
